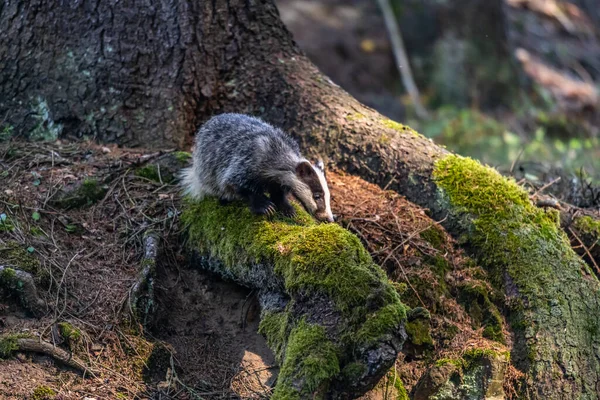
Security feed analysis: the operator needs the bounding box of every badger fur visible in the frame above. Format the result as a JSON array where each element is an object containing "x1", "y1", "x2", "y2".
[{"x1": 180, "y1": 113, "x2": 334, "y2": 223}]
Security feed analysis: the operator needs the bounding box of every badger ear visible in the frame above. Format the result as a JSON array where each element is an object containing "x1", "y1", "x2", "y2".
[
  {"x1": 314, "y1": 158, "x2": 325, "y2": 173},
  {"x1": 296, "y1": 161, "x2": 315, "y2": 179}
]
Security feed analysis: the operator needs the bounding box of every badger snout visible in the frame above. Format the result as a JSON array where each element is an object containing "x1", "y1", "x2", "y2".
[{"x1": 316, "y1": 212, "x2": 335, "y2": 223}]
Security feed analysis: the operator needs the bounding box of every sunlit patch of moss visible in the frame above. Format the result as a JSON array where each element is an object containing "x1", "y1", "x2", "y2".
[
  {"x1": 390, "y1": 372, "x2": 409, "y2": 400},
  {"x1": 433, "y1": 154, "x2": 600, "y2": 386},
  {"x1": 173, "y1": 151, "x2": 192, "y2": 163},
  {"x1": 346, "y1": 112, "x2": 366, "y2": 121},
  {"x1": 182, "y1": 197, "x2": 406, "y2": 396},
  {"x1": 58, "y1": 322, "x2": 82, "y2": 347},
  {"x1": 32, "y1": 385, "x2": 56, "y2": 400},
  {"x1": 183, "y1": 198, "x2": 400, "y2": 312},
  {"x1": 0, "y1": 333, "x2": 31, "y2": 358},
  {"x1": 574, "y1": 215, "x2": 600, "y2": 236},
  {"x1": 433, "y1": 155, "x2": 565, "y2": 299},
  {"x1": 381, "y1": 119, "x2": 422, "y2": 137}
]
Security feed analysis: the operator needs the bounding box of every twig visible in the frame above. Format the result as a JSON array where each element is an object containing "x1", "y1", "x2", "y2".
[
  {"x1": 510, "y1": 146, "x2": 526, "y2": 175},
  {"x1": 533, "y1": 177, "x2": 561, "y2": 197},
  {"x1": 376, "y1": 0, "x2": 429, "y2": 119},
  {"x1": 568, "y1": 227, "x2": 600, "y2": 276}
]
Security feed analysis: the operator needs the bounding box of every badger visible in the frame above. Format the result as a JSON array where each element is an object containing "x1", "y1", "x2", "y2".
[{"x1": 180, "y1": 113, "x2": 334, "y2": 223}]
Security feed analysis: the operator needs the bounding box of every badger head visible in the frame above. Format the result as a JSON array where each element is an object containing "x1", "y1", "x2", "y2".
[{"x1": 294, "y1": 159, "x2": 334, "y2": 223}]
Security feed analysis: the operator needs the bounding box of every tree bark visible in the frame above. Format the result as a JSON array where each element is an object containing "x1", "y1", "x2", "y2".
[{"x1": 3, "y1": 0, "x2": 600, "y2": 398}]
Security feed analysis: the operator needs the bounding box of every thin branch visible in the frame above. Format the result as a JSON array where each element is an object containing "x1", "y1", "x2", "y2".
[{"x1": 376, "y1": 0, "x2": 429, "y2": 119}]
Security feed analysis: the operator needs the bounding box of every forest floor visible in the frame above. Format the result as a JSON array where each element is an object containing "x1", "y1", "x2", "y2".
[{"x1": 0, "y1": 139, "x2": 517, "y2": 399}]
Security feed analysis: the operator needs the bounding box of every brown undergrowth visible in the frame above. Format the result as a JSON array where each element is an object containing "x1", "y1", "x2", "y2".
[
  {"x1": 0, "y1": 139, "x2": 514, "y2": 399},
  {"x1": 328, "y1": 171, "x2": 512, "y2": 394}
]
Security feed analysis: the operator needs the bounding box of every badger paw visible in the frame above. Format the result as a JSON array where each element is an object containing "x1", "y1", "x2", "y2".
[
  {"x1": 264, "y1": 203, "x2": 277, "y2": 217},
  {"x1": 280, "y1": 203, "x2": 296, "y2": 218},
  {"x1": 251, "y1": 200, "x2": 277, "y2": 217}
]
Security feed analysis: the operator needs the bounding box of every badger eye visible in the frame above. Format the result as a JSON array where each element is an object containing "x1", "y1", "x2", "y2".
[{"x1": 314, "y1": 193, "x2": 322, "y2": 200}]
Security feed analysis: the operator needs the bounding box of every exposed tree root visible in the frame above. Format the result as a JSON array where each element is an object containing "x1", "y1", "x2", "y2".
[
  {"x1": 13, "y1": 338, "x2": 95, "y2": 375},
  {"x1": 0, "y1": 266, "x2": 46, "y2": 317},
  {"x1": 126, "y1": 232, "x2": 159, "y2": 326}
]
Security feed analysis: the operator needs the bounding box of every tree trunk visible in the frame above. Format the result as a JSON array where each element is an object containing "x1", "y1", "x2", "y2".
[{"x1": 3, "y1": 0, "x2": 600, "y2": 398}]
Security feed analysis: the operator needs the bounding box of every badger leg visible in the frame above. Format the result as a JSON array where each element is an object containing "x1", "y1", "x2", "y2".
[
  {"x1": 238, "y1": 189, "x2": 276, "y2": 217},
  {"x1": 269, "y1": 186, "x2": 296, "y2": 218}
]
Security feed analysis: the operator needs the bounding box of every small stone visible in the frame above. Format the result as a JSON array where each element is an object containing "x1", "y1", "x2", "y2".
[
  {"x1": 101, "y1": 147, "x2": 111, "y2": 154},
  {"x1": 4, "y1": 189, "x2": 13, "y2": 195}
]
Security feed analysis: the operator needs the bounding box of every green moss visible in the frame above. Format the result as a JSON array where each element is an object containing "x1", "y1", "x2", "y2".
[
  {"x1": 405, "y1": 319, "x2": 433, "y2": 347},
  {"x1": 0, "y1": 267, "x2": 17, "y2": 285},
  {"x1": 183, "y1": 199, "x2": 401, "y2": 314},
  {"x1": 273, "y1": 320, "x2": 340, "y2": 398},
  {"x1": 143, "y1": 342, "x2": 173, "y2": 383},
  {"x1": 58, "y1": 322, "x2": 81, "y2": 345},
  {"x1": 0, "y1": 333, "x2": 30, "y2": 358},
  {"x1": 52, "y1": 178, "x2": 107, "y2": 209},
  {"x1": 391, "y1": 374, "x2": 409, "y2": 400},
  {"x1": 0, "y1": 242, "x2": 40, "y2": 275},
  {"x1": 182, "y1": 197, "x2": 407, "y2": 396},
  {"x1": 458, "y1": 282, "x2": 505, "y2": 344},
  {"x1": 428, "y1": 255, "x2": 451, "y2": 279},
  {"x1": 346, "y1": 112, "x2": 366, "y2": 121},
  {"x1": 433, "y1": 155, "x2": 565, "y2": 300},
  {"x1": 355, "y1": 303, "x2": 406, "y2": 346},
  {"x1": 341, "y1": 362, "x2": 367, "y2": 381},
  {"x1": 258, "y1": 310, "x2": 290, "y2": 361},
  {"x1": 382, "y1": 119, "x2": 407, "y2": 132},
  {"x1": 382, "y1": 119, "x2": 422, "y2": 138},
  {"x1": 32, "y1": 385, "x2": 56, "y2": 400},
  {"x1": 173, "y1": 151, "x2": 192, "y2": 163},
  {"x1": 574, "y1": 216, "x2": 600, "y2": 236},
  {"x1": 431, "y1": 154, "x2": 600, "y2": 386},
  {"x1": 135, "y1": 164, "x2": 161, "y2": 182},
  {"x1": 81, "y1": 179, "x2": 105, "y2": 200},
  {"x1": 420, "y1": 225, "x2": 446, "y2": 249}
]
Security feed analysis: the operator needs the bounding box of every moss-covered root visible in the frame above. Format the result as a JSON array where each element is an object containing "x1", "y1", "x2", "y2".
[
  {"x1": 0, "y1": 266, "x2": 46, "y2": 317},
  {"x1": 183, "y1": 199, "x2": 407, "y2": 398},
  {"x1": 0, "y1": 334, "x2": 94, "y2": 375},
  {"x1": 413, "y1": 349, "x2": 509, "y2": 400},
  {"x1": 50, "y1": 178, "x2": 107, "y2": 210},
  {"x1": 433, "y1": 154, "x2": 600, "y2": 398},
  {"x1": 126, "y1": 232, "x2": 158, "y2": 326}
]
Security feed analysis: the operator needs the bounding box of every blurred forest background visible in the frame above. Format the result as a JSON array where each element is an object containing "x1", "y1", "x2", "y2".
[{"x1": 275, "y1": 0, "x2": 600, "y2": 191}]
